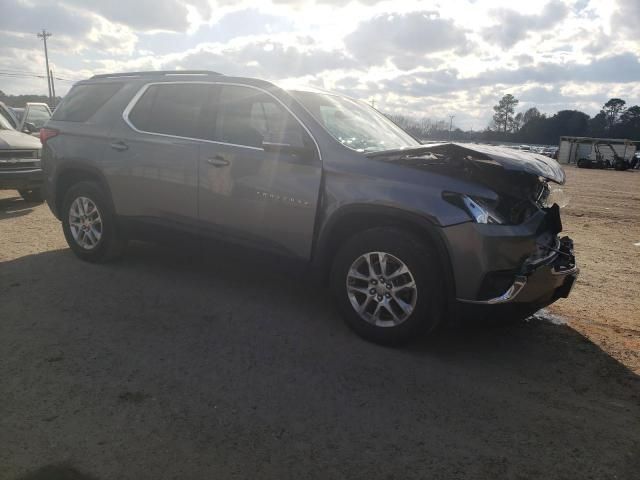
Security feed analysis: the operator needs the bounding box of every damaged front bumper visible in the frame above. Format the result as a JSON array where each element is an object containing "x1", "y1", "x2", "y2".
[
  {"x1": 442, "y1": 207, "x2": 578, "y2": 314},
  {"x1": 458, "y1": 236, "x2": 578, "y2": 305}
]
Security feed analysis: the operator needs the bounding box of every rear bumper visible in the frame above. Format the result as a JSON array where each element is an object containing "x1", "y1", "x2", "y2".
[{"x1": 0, "y1": 168, "x2": 43, "y2": 191}]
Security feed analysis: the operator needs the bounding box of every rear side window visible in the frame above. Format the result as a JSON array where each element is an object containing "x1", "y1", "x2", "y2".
[
  {"x1": 52, "y1": 83, "x2": 123, "y2": 122},
  {"x1": 128, "y1": 83, "x2": 209, "y2": 139}
]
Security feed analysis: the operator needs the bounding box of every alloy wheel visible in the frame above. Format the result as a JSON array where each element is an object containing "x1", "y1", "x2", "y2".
[
  {"x1": 346, "y1": 251, "x2": 418, "y2": 327},
  {"x1": 69, "y1": 196, "x2": 103, "y2": 250}
]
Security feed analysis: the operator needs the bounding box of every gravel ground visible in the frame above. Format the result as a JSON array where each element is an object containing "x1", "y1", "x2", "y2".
[{"x1": 1, "y1": 167, "x2": 639, "y2": 480}]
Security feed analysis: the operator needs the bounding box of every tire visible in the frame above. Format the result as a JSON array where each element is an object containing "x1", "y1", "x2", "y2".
[
  {"x1": 18, "y1": 188, "x2": 43, "y2": 203},
  {"x1": 614, "y1": 161, "x2": 628, "y2": 171},
  {"x1": 61, "y1": 181, "x2": 126, "y2": 263},
  {"x1": 577, "y1": 159, "x2": 587, "y2": 168},
  {"x1": 330, "y1": 227, "x2": 445, "y2": 345}
]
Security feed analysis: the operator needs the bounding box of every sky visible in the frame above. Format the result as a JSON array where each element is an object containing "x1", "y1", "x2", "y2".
[{"x1": 0, "y1": 0, "x2": 638, "y2": 129}]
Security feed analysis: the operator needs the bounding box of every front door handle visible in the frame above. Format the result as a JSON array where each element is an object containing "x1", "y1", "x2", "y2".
[
  {"x1": 206, "y1": 155, "x2": 230, "y2": 167},
  {"x1": 110, "y1": 141, "x2": 129, "y2": 152}
]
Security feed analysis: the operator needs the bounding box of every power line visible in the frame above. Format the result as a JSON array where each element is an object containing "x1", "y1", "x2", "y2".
[{"x1": 0, "y1": 71, "x2": 78, "y2": 83}]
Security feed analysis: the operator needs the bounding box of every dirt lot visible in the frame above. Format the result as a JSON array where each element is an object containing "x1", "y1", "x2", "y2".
[
  {"x1": 1, "y1": 166, "x2": 639, "y2": 479},
  {"x1": 547, "y1": 166, "x2": 640, "y2": 373}
]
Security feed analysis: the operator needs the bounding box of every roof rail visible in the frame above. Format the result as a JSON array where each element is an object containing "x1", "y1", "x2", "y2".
[{"x1": 90, "y1": 70, "x2": 222, "y2": 80}]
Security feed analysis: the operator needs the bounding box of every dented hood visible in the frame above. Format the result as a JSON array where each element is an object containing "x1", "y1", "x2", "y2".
[{"x1": 368, "y1": 142, "x2": 566, "y2": 184}]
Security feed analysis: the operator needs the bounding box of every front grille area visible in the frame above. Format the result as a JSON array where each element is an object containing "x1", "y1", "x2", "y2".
[
  {"x1": 0, "y1": 149, "x2": 39, "y2": 160},
  {"x1": 0, "y1": 159, "x2": 41, "y2": 171}
]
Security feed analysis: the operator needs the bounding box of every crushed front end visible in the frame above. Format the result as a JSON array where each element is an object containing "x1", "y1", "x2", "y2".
[{"x1": 420, "y1": 143, "x2": 579, "y2": 318}]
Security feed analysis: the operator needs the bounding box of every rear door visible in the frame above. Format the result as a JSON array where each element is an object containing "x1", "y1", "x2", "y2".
[
  {"x1": 198, "y1": 84, "x2": 322, "y2": 259},
  {"x1": 108, "y1": 82, "x2": 211, "y2": 231}
]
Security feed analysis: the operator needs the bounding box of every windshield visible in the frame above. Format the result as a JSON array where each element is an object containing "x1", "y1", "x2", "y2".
[{"x1": 289, "y1": 90, "x2": 420, "y2": 153}]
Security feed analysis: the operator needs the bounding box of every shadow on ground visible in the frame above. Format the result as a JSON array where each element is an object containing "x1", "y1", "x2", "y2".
[
  {"x1": 0, "y1": 195, "x2": 39, "y2": 221},
  {"x1": 15, "y1": 464, "x2": 99, "y2": 480},
  {"x1": 1, "y1": 243, "x2": 639, "y2": 479}
]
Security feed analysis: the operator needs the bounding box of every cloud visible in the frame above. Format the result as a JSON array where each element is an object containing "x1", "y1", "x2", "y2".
[
  {"x1": 163, "y1": 39, "x2": 357, "y2": 78},
  {"x1": 482, "y1": 0, "x2": 570, "y2": 49},
  {"x1": 0, "y1": 0, "x2": 93, "y2": 37},
  {"x1": 380, "y1": 53, "x2": 640, "y2": 99},
  {"x1": 345, "y1": 11, "x2": 471, "y2": 68},
  {"x1": 61, "y1": 0, "x2": 211, "y2": 32},
  {"x1": 612, "y1": 0, "x2": 640, "y2": 40}
]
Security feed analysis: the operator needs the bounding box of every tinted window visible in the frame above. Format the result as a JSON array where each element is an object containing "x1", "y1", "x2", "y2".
[
  {"x1": 52, "y1": 83, "x2": 123, "y2": 122},
  {"x1": 128, "y1": 83, "x2": 209, "y2": 138},
  {"x1": 212, "y1": 85, "x2": 303, "y2": 148}
]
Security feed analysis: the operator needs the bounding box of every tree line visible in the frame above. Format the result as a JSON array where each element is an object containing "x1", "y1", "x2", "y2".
[
  {"x1": 386, "y1": 95, "x2": 640, "y2": 145},
  {"x1": 488, "y1": 94, "x2": 640, "y2": 144},
  {"x1": 0, "y1": 90, "x2": 61, "y2": 108}
]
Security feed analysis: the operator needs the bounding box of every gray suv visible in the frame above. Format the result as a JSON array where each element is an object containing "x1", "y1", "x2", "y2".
[{"x1": 42, "y1": 71, "x2": 578, "y2": 344}]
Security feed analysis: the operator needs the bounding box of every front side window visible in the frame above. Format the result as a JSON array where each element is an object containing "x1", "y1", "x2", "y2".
[
  {"x1": 289, "y1": 90, "x2": 419, "y2": 153},
  {"x1": 128, "y1": 83, "x2": 210, "y2": 139},
  {"x1": 212, "y1": 85, "x2": 304, "y2": 149}
]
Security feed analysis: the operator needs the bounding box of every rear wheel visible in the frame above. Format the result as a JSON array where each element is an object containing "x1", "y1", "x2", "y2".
[
  {"x1": 61, "y1": 181, "x2": 126, "y2": 262},
  {"x1": 18, "y1": 188, "x2": 43, "y2": 203},
  {"x1": 330, "y1": 227, "x2": 444, "y2": 345}
]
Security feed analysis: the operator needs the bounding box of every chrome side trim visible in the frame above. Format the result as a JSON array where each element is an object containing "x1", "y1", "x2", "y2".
[
  {"x1": 457, "y1": 276, "x2": 527, "y2": 305},
  {"x1": 121, "y1": 81, "x2": 322, "y2": 161}
]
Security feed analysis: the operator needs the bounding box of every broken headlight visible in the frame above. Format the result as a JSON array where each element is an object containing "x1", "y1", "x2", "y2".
[
  {"x1": 444, "y1": 193, "x2": 507, "y2": 224},
  {"x1": 537, "y1": 182, "x2": 570, "y2": 209}
]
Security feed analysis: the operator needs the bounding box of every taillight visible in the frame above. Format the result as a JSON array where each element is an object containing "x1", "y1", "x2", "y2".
[{"x1": 40, "y1": 127, "x2": 59, "y2": 144}]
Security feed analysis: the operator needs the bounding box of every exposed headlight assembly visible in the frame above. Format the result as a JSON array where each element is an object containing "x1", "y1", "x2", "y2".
[
  {"x1": 537, "y1": 181, "x2": 570, "y2": 209},
  {"x1": 444, "y1": 193, "x2": 506, "y2": 225}
]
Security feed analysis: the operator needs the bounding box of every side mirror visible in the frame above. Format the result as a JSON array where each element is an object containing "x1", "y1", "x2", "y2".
[
  {"x1": 262, "y1": 131, "x2": 313, "y2": 158},
  {"x1": 23, "y1": 122, "x2": 37, "y2": 134}
]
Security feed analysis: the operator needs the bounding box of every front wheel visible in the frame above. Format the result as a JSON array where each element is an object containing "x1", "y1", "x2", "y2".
[
  {"x1": 330, "y1": 227, "x2": 444, "y2": 345},
  {"x1": 61, "y1": 181, "x2": 126, "y2": 263}
]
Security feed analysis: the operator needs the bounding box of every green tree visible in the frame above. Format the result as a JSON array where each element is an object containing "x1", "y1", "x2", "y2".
[
  {"x1": 492, "y1": 94, "x2": 519, "y2": 133},
  {"x1": 513, "y1": 112, "x2": 524, "y2": 132},
  {"x1": 522, "y1": 107, "x2": 541, "y2": 125},
  {"x1": 601, "y1": 98, "x2": 626, "y2": 129},
  {"x1": 588, "y1": 112, "x2": 607, "y2": 137}
]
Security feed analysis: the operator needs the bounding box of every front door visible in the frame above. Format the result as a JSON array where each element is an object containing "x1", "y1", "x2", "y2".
[{"x1": 198, "y1": 84, "x2": 322, "y2": 259}]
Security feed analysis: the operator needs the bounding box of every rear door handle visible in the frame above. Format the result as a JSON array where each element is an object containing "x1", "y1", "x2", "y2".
[
  {"x1": 110, "y1": 141, "x2": 129, "y2": 152},
  {"x1": 206, "y1": 155, "x2": 230, "y2": 167}
]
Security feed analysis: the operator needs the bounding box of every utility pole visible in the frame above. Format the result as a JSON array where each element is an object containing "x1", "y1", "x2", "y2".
[
  {"x1": 448, "y1": 115, "x2": 455, "y2": 142},
  {"x1": 49, "y1": 68, "x2": 56, "y2": 108},
  {"x1": 37, "y1": 29, "x2": 53, "y2": 107},
  {"x1": 370, "y1": 98, "x2": 376, "y2": 109}
]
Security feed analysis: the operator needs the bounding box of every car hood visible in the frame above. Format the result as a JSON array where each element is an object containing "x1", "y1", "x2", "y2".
[
  {"x1": 367, "y1": 142, "x2": 565, "y2": 184},
  {"x1": 0, "y1": 129, "x2": 42, "y2": 150}
]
